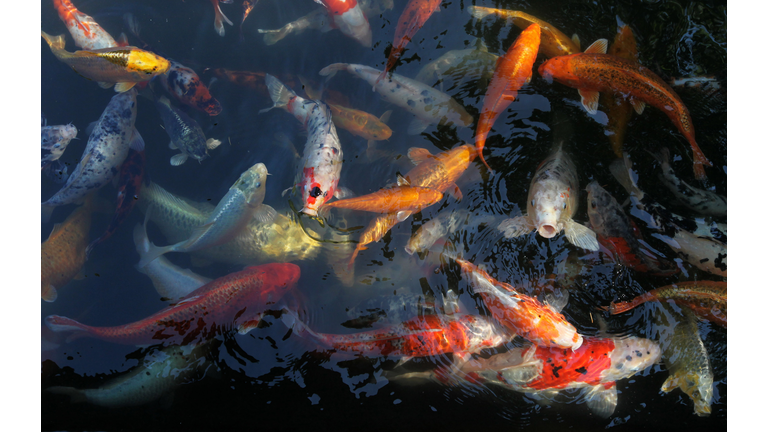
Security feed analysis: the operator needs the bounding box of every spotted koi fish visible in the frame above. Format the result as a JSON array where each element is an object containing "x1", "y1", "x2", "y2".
[{"x1": 157, "y1": 60, "x2": 222, "y2": 116}]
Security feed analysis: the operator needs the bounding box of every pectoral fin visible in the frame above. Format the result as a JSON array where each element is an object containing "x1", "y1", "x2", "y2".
[
  {"x1": 334, "y1": 186, "x2": 355, "y2": 199},
  {"x1": 442, "y1": 290, "x2": 461, "y2": 315},
  {"x1": 407, "y1": 147, "x2": 434, "y2": 165},
  {"x1": 97, "y1": 81, "x2": 113, "y2": 89},
  {"x1": 170, "y1": 153, "x2": 188, "y2": 166},
  {"x1": 205, "y1": 138, "x2": 223, "y2": 150},
  {"x1": 661, "y1": 374, "x2": 680, "y2": 392},
  {"x1": 579, "y1": 89, "x2": 600, "y2": 114},
  {"x1": 396, "y1": 210, "x2": 412, "y2": 222},
  {"x1": 497, "y1": 215, "x2": 535, "y2": 239},
  {"x1": 114, "y1": 82, "x2": 137, "y2": 93},
  {"x1": 583, "y1": 384, "x2": 618, "y2": 418},
  {"x1": 396, "y1": 174, "x2": 410, "y2": 186},
  {"x1": 572, "y1": 34, "x2": 581, "y2": 50},
  {"x1": 447, "y1": 183, "x2": 463, "y2": 201},
  {"x1": 238, "y1": 316, "x2": 263, "y2": 334},
  {"x1": 253, "y1": 204, "x2": 277, "y2": 224},
  {"x1": 564, "y1": 219, "x2": 599, "y2": 251},
  {"x1": 407, "y1": 117, "x2": 431, "y2": 135},
  {"x1": 542, "y1": 288, "x2": 570, "y2": 313},
  {"x1": 42, "y1": 284, "x2": 58, "y2": 302},
  {"x1": 629, "y1": 98, "x2": 646, "y2": 115}
]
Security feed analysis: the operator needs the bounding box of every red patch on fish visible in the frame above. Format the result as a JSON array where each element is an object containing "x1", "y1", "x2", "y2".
[{"x1": 526, "y1": 338, "x2": 615, "y2": 390}]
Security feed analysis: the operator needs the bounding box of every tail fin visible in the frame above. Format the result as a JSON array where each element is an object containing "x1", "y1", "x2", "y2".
[
  {"x1": 609, "y1": 153, "x2": 642, "y2": 197},
  {"x1": 211, "y1": 0, "x2": 233, "y2": 37},
  {"x1": 318, "y1": 63, "x2": 348, "y2": 82},
  {"x1": 45, "y1": 315, "x2": 90, "y2": 335},
  {"x1": 136, "y1": 242, "x2": 176, "y2": 269},
  {"x1": 468, "y1": 6, "x2": 494, "y2": 20},
  {"x1": 258, "y1": 74, "x2": 297, "y2": 114},
  {"x1": 45, "y1": 386, "x2": 87, "y2": 404},
  {"x1": 41, "y1": 31, "x2": 66, "y2": 50},
  {"x1": 258, "y1": 25, "x2": 290, "y2": 46},
  {"x1": 691, "y1": 146, "x2": 712, "y2": 181}
]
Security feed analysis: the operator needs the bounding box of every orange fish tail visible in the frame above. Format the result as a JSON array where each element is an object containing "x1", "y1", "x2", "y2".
[{"x1": 691, "y1": 146, "x2": 712, "y2": 181}]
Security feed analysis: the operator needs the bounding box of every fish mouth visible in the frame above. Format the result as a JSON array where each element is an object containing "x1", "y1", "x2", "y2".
[
  {"x1": 538, "y1": 224, "x2": 558, "y2": 238},
  {"x1": 300, "y1": 207, "x2": 318, "y2": 217}
]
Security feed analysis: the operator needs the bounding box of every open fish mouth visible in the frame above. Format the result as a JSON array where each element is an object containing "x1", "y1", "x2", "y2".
[{"x1": 538, "y1": 224, "x2": 558, "y2": 238}]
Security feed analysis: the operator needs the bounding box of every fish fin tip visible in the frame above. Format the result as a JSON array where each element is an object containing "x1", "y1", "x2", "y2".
[
  {"x1": 407, "y1": 147, "x2": 433, "y2": 165},
  {"x1": 205, "y1": 138, "x2": 223, "y2": 150},
  {"x1": 42, "y1": 284, "x2": 58, "y2": 302},
  {"x1": 583, "y1": 384, "x2": 618, "y2": 418},
  {"x1": 578, "y1": 89, "x2": 600, "y2": 114},
  {"x1": 114, "y1": 82, "x2": 137, "y2": 93},
  {"x1": 572, "y1": 34, "x2": 581, "y2": 50},
  {"x1": 97, "y1": 81, "x2": 113, "y2": 89},
  {"x1": 396, "y1": 174, "x2": 410, "y2": 186},
  {"x1": 407, "y1": 118, "x2": 431, "y2": 135},
  {"x1": 170, "y1": 153, "x2": 188, "y2": 166},
  {"x1": 334, "y1": 186, "x2": 355, "y2": 200},
  {"x1": 254, "y1": 204, "x2": 277, "y2": 224},
  {"x1": 584, "y1": 38, "x2": 608, "y2": 54},
  {"x1": 564, "y1": 220, "x2": 600, "y2": 251},
  {"x1": 629, "y1": 98, "x2": 646, "y2": 115},
  {"x1": 129, "y1": 129, "x2": 145, "y2": 151},
  {"x1": 396, "y1": 210, "x2": 412, "y2": 222}
]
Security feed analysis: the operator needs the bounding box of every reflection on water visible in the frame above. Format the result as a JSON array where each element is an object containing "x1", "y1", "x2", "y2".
[{"x1": 42, "y1": 0, "x2": 725, "y2": 430}]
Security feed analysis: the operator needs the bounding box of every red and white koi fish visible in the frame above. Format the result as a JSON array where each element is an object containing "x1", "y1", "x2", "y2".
[
  {"x1": 456, "y1": 258, "x2": 583, "y2": 351},
  {"x1": 315, "y1": 0, "x2": 373, "y2": 47},
  {"x1": 45, "y1": 264, "x2": 301, "y2": 346},
  {"x1": 52, "y1": 0, "x2": 118, "y2": 50},
  {"x1": 260, "y1": 74, "x2": 345, "y2": 216},
  {"x1": 157, "y1": 60, "x2": 223, "y2": 116}
]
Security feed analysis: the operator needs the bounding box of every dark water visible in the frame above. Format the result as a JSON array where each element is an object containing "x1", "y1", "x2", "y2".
[{"x1": 41, "y1": 0, "x2": 726, "y2": 430}]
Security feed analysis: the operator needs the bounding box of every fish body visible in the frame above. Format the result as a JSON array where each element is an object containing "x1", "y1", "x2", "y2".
[
  {"x1": 52, "y1": 0, "x2": 118, "y2": 50},
  {"x1": 349, "y1": 145, "x2": 475, "y2": 267},
  {"x1": 41, "y1": 31, "x2": 170, "y2": 93},
  {"x1": 316, "y1": 0, "x2": 373, "y2": 47},
  {"x1": 468, "y1": 6, "x2": 580, "y2": 58},
  {"x1": 586, "y1": 181, "x2": 678, "y2": 275},
  {"x1": 41, "y1": 196, "x2": 94, "y2": 302},
  {"x1": 457, "y1": 258, "x2": 583, "y2": 351},
  {"x1": 323, "y1": 185, "x2": 443, "y2": 220},
  {"x1": 654, "y1": 303, "x2": 714, "y2": 416},
  {"x1": 602, "y1": 24, "x2": 638, "y2": 158},
  {"x1": 538, "y1": 47, "x2": 711, "y2": 180},
  {"x1": 650, "y1": 148, "x2": 726, "y2": 217},
  {"x1": 319, "y1": 63, "x2": 473, "y2": 135},
  {"x1": 86, "y1": 148, "x2": 146, "y2": 256},
  {"x1": 327, "y1": 103, "x2": 392, "y2": 141},
  {"x1": 405, "y1": 209, "x2": 475, "y2": 255},
  {"x1": 45, "y1": 344, "x2": 211, "y2": 407},
  {"x1": 609, "y1": 281, "x2": 726, "y2": 328},
  {"x1": 137, "y1": 163, "x2": 274, "y2": 268},
  {"x1": 41, "y1": 122, "x2": 77, "y2": 183},
  {"x1": 157, "y1": 60, "x2": 222, "y2": 116},
  {"x1": 475, "y1": 23, "x2": 540, "y2": 170},
  {"x1": 377, "y1": 0, "x2": 442, "y2": 84},
  {"x1": 414, "y1": 39, "x2": 499, "y2": 87},
  {"x1": 155, "y1": 96, "x2": 219, "y2": 166},
  {"x1": 261, "y1": 74, "x2": 344, "y2": 216},
  {"x1": 498, "y1": 145, "x2": 598, "y2": 251},
  {"x1": 45, "y1": 263, "x2": 301, "y2": 346},
  {"x1": 42, "y1": 89, "x2": 141, "y2": 223}
]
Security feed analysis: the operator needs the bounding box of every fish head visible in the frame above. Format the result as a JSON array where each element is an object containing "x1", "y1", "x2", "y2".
[
  {"x1": 529, "y1": 180, "x2": 569, "y2": 238},
  {"x1": 234, "y1": 163, "x2": 269, "y2": 206},
  {"x1": 585, "y1": 181, "x2": 614, "y2": 234},
  {"x1": 603, "y1": 337, "x2": 660, "y2": 382},
  {"x1": 128, "y1": 49, "x2": 171, "y2": 76},
  {"x1": 538, "y1": 55, "x2": 577, "y2": 86},
  {"x1": 41, "y1": 124, "x2": 77, "y2": 156}
]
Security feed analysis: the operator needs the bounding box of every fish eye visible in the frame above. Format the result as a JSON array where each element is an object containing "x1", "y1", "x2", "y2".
[
  {"x1": 53, "y1": 143, "x2": 61, "y2": 148},
  {"x1": 591, "y1": 200, "x2": 597, "y2": 209},
  {"x1": 531, "y1": 199, "x2": 535, "y2": 206},
  {"x1": 255, "y1": 182, "x2": 261, "y2": 188},
  {"x1": 323, "y1": 191, "x2": 328, "y2": 197},
  {"x1": 310, "y1": 186, "x2": 323, "y2": 198},
  {"x1": 563, "y1": 203, "x2": 567, "y2": 209}
]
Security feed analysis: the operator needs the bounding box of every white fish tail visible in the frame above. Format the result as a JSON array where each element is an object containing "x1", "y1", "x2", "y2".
[
  {"x1": 259, "y1": 74, "x2": 296, "y2": 114},
  {"x1": 136, "y1": 242, "x2": 177, "y2": 269},
  {"x1": 609, "y1": 153, "x2": 642, "y2": 197},
  {"x1": 318, "y1": 63, "x2": 348, "y2": 81},
  {"x1": 468, "y1": 6, "x2": 494, "y2": 20}
]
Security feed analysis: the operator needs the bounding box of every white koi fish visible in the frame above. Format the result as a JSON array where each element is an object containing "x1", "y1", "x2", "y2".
[{"x1": 314, "y1": 0, "x2": 373, "y2": 47}]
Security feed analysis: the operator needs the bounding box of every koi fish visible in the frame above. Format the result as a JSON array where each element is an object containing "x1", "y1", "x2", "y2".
[
  {"x1": 210, "y1": 0, "x2": 233, "y2": 36},
  {"x1": 648, "y1": 148, "x2": 727, "y2": 218},
  {"x1": 349, "y1": 145, "x2": 475, "y2": 267},
  {"x1": 468, "y1": 6, "x2": 580, "y2": 58},
  {"x1": 475, "y1": 23, "x2": 540, "y2": 170},
  {"x1": 607, "y1": 281, "x2": 726, "y2": 328},
  {"x1": 287, "y1": 312, "x2": 508, "y2": 364},
  {"x1": 602, "y1": 24, "x2": 638, "y2": 158},
  {"x1": 41, "y1": 195, "x2": 94, "y2": 302},
  {"x1": 41, "y1": 31, "x2": 170, "y2": 93},
  {"x1": 405, "y1": 209, "x2": 496, "y2": 255},
  {"x1": 86, "y1": 148, "x2": 146, "y2": 257},
  {"x1": 239, "y1": 0, "x2": 258, "y2": 42},
  {"x1": 260, "y1": 74, "x2": 345, "y2": 216},
  {"x1": 320, "y1": 63, "x2": 473, "y2": 135},
  {"x1": 45, "y1": 263, "x2": 301, "y2": 346},
  {"x1": 155, "y1": 96, "x2": 222, "y2": 166},
  {"x1": 538, "y1": 39, "x2": 712, "y2": 180},
  {"x1": 137, "y1": 163, "x2": 275, "y2": 268},
  {"x1": 456, "y1": 258, "x2": 583, "y2": 351},
  {"x1": 315, "y1": 0, "x2": 373, "y2": 47},
  {"x1": 45, "y1": 343, "x2": 213, "y2": 407},
  {"x1": 322, "y1": 183, "x2": 443, "y2": 221},
  {"x1": 585, "y1": 181, "x2": 679, "y2": 276},
  {"x1": 498, "y1": 143, "x2": 598, "y2": 251},
  {"x1": 156, "y1": 60, "x2": 222, "y2": 116},
  {"x1": 414, "y1": 38, "x2": 499, "y2": 88},
  {"x1": 41, "y1": 121, "x2": 77, "y2": 183},
  {"x1": 42, "y1": 89, "x2": 143, "y2": 223},
  {"x1": 52, "y1": 0, "x2": 118, "y2": 50},
  {"x1": 653, "y1": 302, "x2": 714, "y2": 416}
]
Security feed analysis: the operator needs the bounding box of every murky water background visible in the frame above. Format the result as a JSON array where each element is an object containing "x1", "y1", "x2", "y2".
[{"x1": 41, "y1": 0, "x2": 726, "y2": 430}]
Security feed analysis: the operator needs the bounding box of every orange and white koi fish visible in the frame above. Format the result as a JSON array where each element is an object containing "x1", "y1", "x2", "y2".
[
  {"x1": 41, "y1": 31, "x2": 170, "y2": 93},
  {"x1": 456, "y1": 258, "x2": 583, "y2": 351},
  {"x1": 468, "y1": 6, "x2": 580, "y2": 58},
  {"x1": 315, "y1": 0, "x2": 373, "y2": 47},
  {"x1": 538, "y1": 39, "x2": 712, "y2": 180},
  {"x1": 45, "y1": 264, "x2": 301, "y2": 346},
  {"x1": 602, "y1": 24, "x2": 638, "y2": 158},
  {"x1": 349, "y1": 145, "x2": 474, "y2": 267},
  {"x1": 475, "y1": 23, "x2": 540, "y2": 170},
  {"x1": 157, "y1": 60, "x2": 222, "y2": 116},
  {"x1": 41, "y1": 195, "x2": 94, "y2": 302},
  {"x1": 52, "y1": 0, "x2": 118, "y2": 50},
  {"x1": 322, "y1": 183, "x2": 443, "y2": 221},
  {"x1": 376, "y1": 0, "x2": 442, "y2": 85}
]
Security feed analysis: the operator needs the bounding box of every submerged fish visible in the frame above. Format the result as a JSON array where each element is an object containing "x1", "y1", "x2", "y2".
[
  {"x1": 157, "y1": 60, "x2": 222, "y2": 116},
  {"x1": 45, "y1": 263, "x2": 301, "y2": 346},
  {"x1": 41, "y1": 121, "x2": 77, "y2": 183},
  {"x1": 414, "y1": 38, "x2": 499, "y2": 88},
  {"x1": 468, "y1": 6, "x2": 580, "y2": 58},
  {"x1": 405, "y1": 209, "x2": 495, "y2": 255},
  {"x1": 260, "y1": 74, "x2": 345, "y2": 216},
  {"x1": 137, "y1": 163, "x2": 275, "y2": 268},
  {"x1": 498, "y1": 143, "x2": 598, "y2": 251},
  {"x1": 475, "y1": 23, "x2": 540, "y2": 170},
  {"x1": 608, "y1": 281, "x2": 726, "y2": 328},
  {"x1": 538, "y1": 40, "x2": 712, "y2": 180},
  {"x1": 42, "y1": 89, "x2": 143, "y2": 223},
  {"x1": 322, "y1": 183, "x2": 443, "y2": 221},
  {"x1": 52, "y1": 0, "x2": 118, "y2": 50},
  {"x1": 319, "y1": 63, "x2": 474, "y2": 135},
  {"x1": 155, "y1": 96, "x2": 221, "y2": 166},
  {"x1": 315, "y1": 0, "x2": 373, "y2": 47},
  {"x1": 602, "y1": 24, "x2": 639, "y2": 158},
  {"x1": 41, "y1": 31, "x2": 169, "y2": 93},
  {"x1": 41, "y1": 195, "x2": 94, "y2": 302}
]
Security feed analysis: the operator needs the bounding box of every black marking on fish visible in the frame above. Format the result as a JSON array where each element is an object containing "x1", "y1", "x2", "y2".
[
  {"x1": 551, "y1": 365, "x2": 562, "y2": 378},
  {"x1": 575, "y1": 367, "x2": 588, "y2": 374}
]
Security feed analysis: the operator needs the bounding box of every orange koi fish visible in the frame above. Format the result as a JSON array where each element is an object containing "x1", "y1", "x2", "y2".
[
  {"x1": 158, "y1": 60, "x2": 222, "y2": 116},
  {"x1": 52, "y1": 0, "x2": 117, "y2": 50},
  {"x1": 602, "y1": 25, "x2": 638, "y2": 158},
  {"x1": 475, "y1": 23, "x2": 540, "y2": 170},
  {"x1": 348, "y1": 145, "x2": 474, "y2": 268},
  {"x1": 607, "y1": 281, "x2": 726, "y2": 328},
  {"x1": 41, "y1": 195, "x2": 94, "y2": 302},
  {"x1": 456, "y1": 258, "x2": 583, "y2": 351},
  {"x1": 41, "y1": 31, "x2": 170, "y2": 93},
  {"x1": 45, "y1": 264, "x2": 300, "y2": 346},
  {"x1": 210, "y1": 0, "x2": 233, "y2": 37},
  {"x1": 538, "y1": 40, "x2": 711, "y2": 180},
  {"x1": 322, "y1": 184, "x2": 443, "y2": 221},
  {"x1": 467, "y1": 6, "x2": 580, "y2": 58},
  {"x1": 376, "y1": 0, "x2": 443, "y2": 86}
]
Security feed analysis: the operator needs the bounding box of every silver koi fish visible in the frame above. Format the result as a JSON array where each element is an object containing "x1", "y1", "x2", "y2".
[
  {"x1": 155, "y1": 96, "x2": 221, "y2": 166},
  {"x1": 41, "y1": 120, "x2": 77, "y2": 183}
]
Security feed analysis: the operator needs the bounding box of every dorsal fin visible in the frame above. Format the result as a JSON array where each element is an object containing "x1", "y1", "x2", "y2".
[{"x1": 584, "y1": 39, "x2": 608, "y2": 54}]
